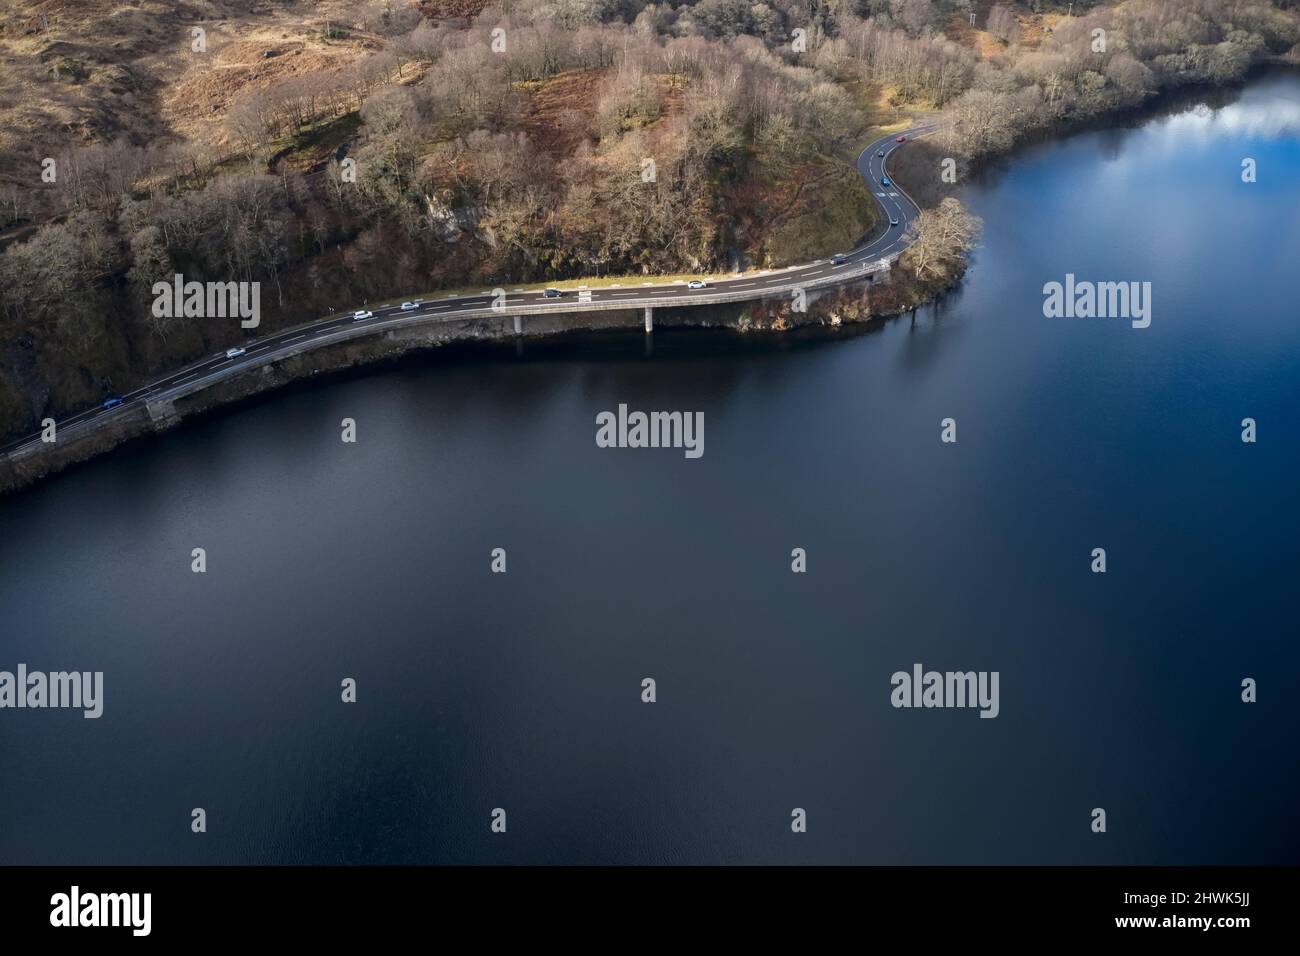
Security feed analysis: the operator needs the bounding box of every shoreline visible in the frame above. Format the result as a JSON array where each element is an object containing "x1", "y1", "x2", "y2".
[
  {"x1": 965, "y1": 60, "x2": 1299, "y2": 174},
  {"x1": 2, "y1": 64, "x2": 1292, "y2": 497},
  {"x1": 0, "y1": 281, "x2": 945, "y2": 497}
]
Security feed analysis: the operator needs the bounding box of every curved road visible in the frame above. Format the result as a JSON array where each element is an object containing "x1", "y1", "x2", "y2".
[{"x1": 2, "y1": 125, "x2": 934, "y2": 458}]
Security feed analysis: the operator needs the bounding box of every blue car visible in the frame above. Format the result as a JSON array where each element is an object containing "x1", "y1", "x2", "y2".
[
  {"x1": 881, "y1": 176, "x2": 891, "y2": 186},
  {"x1": 102, "y1": 397, "x2": 124, "y2": 410}
]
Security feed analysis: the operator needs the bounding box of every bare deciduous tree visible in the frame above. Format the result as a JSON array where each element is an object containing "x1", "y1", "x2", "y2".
[
  {"x1": 987, "y1": 5, "x2": 1021, "y2": 46},
  {"x1": 903, "y1": 197, "x2": 981, "y2": 281}
]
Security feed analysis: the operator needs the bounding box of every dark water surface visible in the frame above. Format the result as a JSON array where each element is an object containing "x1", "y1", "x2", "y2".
[{"x1": 3, "y1": 73, "x2": 1300, "y2": 865}]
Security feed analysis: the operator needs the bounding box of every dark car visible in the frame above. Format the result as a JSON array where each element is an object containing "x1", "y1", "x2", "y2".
[
  {"x1": 102, "y1": 397, "x2": 124, "y2": 410},
  {"x1": 543, "y1": 288, "x2": 562, "y2": 298},
  {"x1": 830, "y1": 253, "x2": 850, "y2": 265}
]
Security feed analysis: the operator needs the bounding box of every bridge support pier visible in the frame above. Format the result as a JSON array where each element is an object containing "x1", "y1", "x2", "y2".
[
  {"x1": 644, "y1": 306, "x2": 653, "y2": 333},
  {"x1": 146, "y1": 399, "x2": 177, "y2": 425},
  {"x1": 513, "y1": 315, "x2": 522, "y2": 336}
]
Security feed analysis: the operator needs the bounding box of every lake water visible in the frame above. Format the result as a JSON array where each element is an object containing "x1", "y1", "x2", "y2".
[{"x1": 3, "y1": 72, "x2": 1299, "y2": 865}]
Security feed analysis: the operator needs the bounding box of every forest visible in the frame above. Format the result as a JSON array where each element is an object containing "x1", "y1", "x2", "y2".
[{"x1": 0, "y1": 0, "x2": 1296, "y2": 440}]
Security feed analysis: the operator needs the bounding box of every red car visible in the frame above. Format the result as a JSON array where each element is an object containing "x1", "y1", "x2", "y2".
[{"x1": 896, "y1": 135, "x2": 907, "y2": 142}]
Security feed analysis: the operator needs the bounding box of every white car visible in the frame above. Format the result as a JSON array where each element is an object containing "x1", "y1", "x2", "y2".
[
  {"x1": 687, "y1": 280, "x2": 708, "y2": 290},
  {"x1": 400, "y1": 301, "x2": 420, "y2": 311},
  {"x1": 225, "y1": 347, "x2": 246, "y2": 359},
  {"x1": 352, "y1": 310, "x2": 374, "y2": 321},
  {"x1": 890, "y1": 218, "x2": 899, "y2": 227}
]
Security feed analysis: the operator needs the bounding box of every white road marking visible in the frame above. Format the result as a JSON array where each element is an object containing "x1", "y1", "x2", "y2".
[{"x1": 5, "y1": 129, "x2": 935, "y2": 455}]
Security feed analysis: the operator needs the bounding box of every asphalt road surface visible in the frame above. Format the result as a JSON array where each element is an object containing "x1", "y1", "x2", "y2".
[{"x1": 2, "y1": 125, "x2": 935, "y2": 457}]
